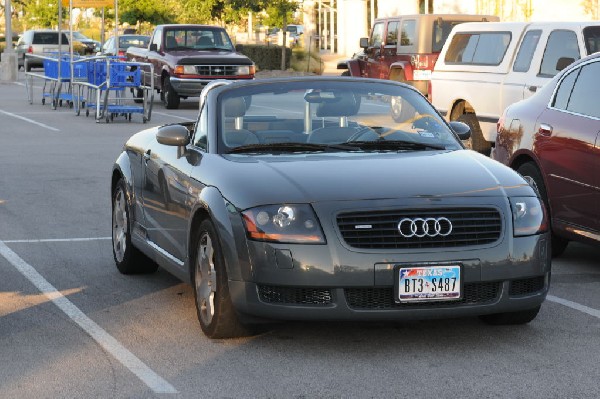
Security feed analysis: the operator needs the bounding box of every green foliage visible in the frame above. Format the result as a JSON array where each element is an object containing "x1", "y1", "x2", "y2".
[
  {"x1": 238, "y1": 45, "x2": 291, "y2": 70},
  {"x1": 118, "y1": 0, "x2": 175, "y2": 25},
  {"x1": 23, "y1": 0, "x2": 70, "y2": 28}
]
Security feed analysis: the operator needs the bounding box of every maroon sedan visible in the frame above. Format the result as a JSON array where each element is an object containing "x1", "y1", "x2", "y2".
[{"x1": 492, "y1": 53, "x2": 600, "y2": 257}]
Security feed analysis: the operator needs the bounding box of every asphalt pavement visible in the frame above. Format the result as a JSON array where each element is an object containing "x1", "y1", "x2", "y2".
[{"x1": 1, "y1": 71, "x2": 599, "y2": 398}]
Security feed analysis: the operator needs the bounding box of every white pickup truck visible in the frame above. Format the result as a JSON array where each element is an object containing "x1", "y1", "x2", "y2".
[{"x1": 430, "y1": 21, "x2": 600, "y2": 154}]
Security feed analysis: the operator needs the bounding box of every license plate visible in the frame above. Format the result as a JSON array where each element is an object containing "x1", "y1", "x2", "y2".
[
  {"x1": 398, "y1": 266, "x2": 461, "y2": 302},
  {"x1": 413, "y1": 70, "x2": 432, "y2": 81}
]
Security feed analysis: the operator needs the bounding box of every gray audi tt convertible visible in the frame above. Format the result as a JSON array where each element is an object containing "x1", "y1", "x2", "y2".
[{"x1": 111, "y1": 77, "x2": 550, "y2": 338}]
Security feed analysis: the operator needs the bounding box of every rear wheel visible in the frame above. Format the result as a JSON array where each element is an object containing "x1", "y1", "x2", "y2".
[
  {"x1": 112, "y1": 179, "x2": 159, "y2": 274},
  {"x1": 192, "y1": 219, "x2": 251, "y2": 338},
  {"x1": 341, "y1": 70, "x2": 350, "y2": 76},
  {"x1": 162, "y1": 77, "x2": 180, "y2": 109},
  {"x1": 133, "y1": 88, "x2": 144, "y2": 104},
  {"x1": 457, "y1": 113, "x2": 491, "y2": 155},
  {"x1": 479, "y1": 305, "x2": 541, "y2": 325},
  {"x1": 516, "y1": 162, "x2": 569, "y2": 257}
]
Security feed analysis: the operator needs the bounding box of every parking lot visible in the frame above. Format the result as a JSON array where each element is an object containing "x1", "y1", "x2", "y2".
[{"x1": 1, "y1": 73, "x2": 599, "y2": 398}]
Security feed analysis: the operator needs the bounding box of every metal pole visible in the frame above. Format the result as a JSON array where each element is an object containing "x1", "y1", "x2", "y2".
[
  {"x1": 329, "y1": 0, "x2": 334, "y2": 53},
  {"x1": 1, "y1": 0, "x2": 17, "y2": 81},
  {"x1": 318, "y1": 0, "x2": 322, "y2": 50}
]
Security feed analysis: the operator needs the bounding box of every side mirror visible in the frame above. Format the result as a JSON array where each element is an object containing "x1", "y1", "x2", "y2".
[
  {"x1": 359, "y1": 37, "x2": 369, "y2": 49},
  {"x1": 149, "y1": 43, "x2": 157, "y2": 52},
  {"x1": 556, "y1": 57, "x2": 575, "y2": 71},
  {"x1": 157, "y1": 125, "x2": 191, "y2": 158},
  {"x1": 449, "y1": 121, "x2": 471, "y2": 141},
  {"x1": 235, "y1": 44, "x2": 244, "y2": 52}
]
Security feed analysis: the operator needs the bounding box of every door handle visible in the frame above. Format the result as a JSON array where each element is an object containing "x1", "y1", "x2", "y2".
[
  {"x1": 538, "y1": 123, "x2": 553, "y2": 136},
  {"x1": 528, "y1": 85, "x2": 538, "y2": 93}
]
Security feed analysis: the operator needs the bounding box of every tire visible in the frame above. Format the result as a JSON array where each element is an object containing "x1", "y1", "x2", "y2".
[
  {"x1": 112, "y1": 179, "x2": 159, "y2": 274},
  {"x1": 457, "y1": 113, "x2": 491, "y2": 155},
  {"x1": 133, "y1": 88, "x2": 144, "y2": 104},
  {"x1": 390, "y1": 95, "x2": 415, "y2": 123},
  {"x1": 192, "y1": 219, "x2": 251, "y2": 338},
  {"x1": 162, "y1": 77, "x2": 180, "y2": 109},
  {"x1": 341, "y1": 70, "x2": 350, "y2": 76},
  {"x1": 516, "y1": 162, "x2": 569, "y2": 257},
  {"x1": 479, "y1": 305, "x2": 541, "y2": 325}
]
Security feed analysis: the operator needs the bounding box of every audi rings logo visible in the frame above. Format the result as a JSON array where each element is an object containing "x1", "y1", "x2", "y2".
[{"x1": 397, "y1": 217, "x2": 453, "y2": 238}]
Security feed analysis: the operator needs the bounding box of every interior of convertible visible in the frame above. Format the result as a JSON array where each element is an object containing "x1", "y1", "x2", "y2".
[{"x1": 217, "y1": 82, "x2": 462, "y2": 153}]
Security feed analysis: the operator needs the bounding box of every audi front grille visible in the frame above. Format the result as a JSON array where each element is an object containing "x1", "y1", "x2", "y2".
[{"x1": 337, "y1": 208, "x2": 502, "y2": 249}]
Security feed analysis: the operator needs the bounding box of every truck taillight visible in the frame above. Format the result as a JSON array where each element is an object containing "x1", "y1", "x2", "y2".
[
  {"x1": 118, "y1": 50, "x2": 125, "y2": 56},
  {"x1": 410, "y1": 54, "x2": 439, "y2": 70},
  {"x1": 27, "y1": 45, "x2": 33, "y2": 54}
]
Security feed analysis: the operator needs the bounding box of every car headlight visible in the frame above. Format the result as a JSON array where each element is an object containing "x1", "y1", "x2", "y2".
[
  {"x1": 237, "y1": 65, "x2": 255, "y2": 76},
  {"x1": 174, "y1": 65, "x2": 197, "y2": 75},
  {"x1": 242, "y1": 204, "x2": 325, "y2": 244},
  {"x1": 510, "y1": 196, "x2": 548, "y2": 236}
]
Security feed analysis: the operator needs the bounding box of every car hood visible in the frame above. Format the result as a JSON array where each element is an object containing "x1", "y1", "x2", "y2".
[{"x1": 206, "y1": 150, "x2": 532, "y2": 209}]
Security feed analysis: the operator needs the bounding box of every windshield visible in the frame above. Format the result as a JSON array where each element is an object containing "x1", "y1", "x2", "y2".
[
  {"x1": 119, "y1": 35, "x2": 149, "y2": 49},
  {"x1": 217, "y1": 80, "x2": 462, "y2": 154},
  {"x1": 164, "y1": 28, "x2": 234, "y2": 51}
]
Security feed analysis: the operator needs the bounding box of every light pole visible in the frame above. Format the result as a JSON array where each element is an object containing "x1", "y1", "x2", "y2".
[{"x1": 1, "y1": 0, "x2": 18, "y2": 81}]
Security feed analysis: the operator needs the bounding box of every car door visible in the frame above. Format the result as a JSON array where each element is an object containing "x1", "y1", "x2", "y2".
[
  {"x1": 147, "y1": 27, "x2": 163, "y2": 88},
  {"x1": 529, "y1": 29, "x2": 580, "y2": 98},
  {"x1": 365, "y1": 21, "x2": 385, "y2": 78},
  {"x1": 535, "y1": 60, "x2": 600, "y2": 232},
  {"x1": 141, "y1": 131, "x2": 200, "y2": 263}
]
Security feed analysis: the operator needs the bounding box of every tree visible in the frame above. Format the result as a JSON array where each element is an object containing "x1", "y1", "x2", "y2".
[
  {"x1": 118, "y1": 0, "x2": 175, "y2": 26},
  {"x1": 22, "y1": 0, "x2": 70, "y2": 29},
  {"x1": 581, "y1": 0, "x2": 599, "y2": 19}
]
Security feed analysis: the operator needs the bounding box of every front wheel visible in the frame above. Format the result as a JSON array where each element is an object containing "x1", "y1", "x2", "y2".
[
  {"x1": 479, "y1": 305, "x2": 541, "y2": 325},
  {"x1": 193, "y1": 219, "x2": 251, "y2": 338},
  {"x1": 162, "y1": 77, "x2": 180, "y2": 109},
  {"x1": 516, "y1": 162, "x2": 569, "y2": 257},
  {"x1": 112, "y1": 179, "x2": 159, "y2": 274}
]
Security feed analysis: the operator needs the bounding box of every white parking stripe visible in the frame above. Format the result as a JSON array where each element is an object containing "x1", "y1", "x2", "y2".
[
  {"x1": 547, "y1": 295, "x2": 600, "y2": 319},
  {"x1": 153, "y1": 111, "x2": 194, "y2": 121},
  {"x1": 3, "y1": 237, "x2": 111, "y2": 243},
  {"x1": 0, "y1": 241, "x2": 178, "y2": 394},
  {"x1": 0, "y1": 109, "x2": 60, "y2": 131}
]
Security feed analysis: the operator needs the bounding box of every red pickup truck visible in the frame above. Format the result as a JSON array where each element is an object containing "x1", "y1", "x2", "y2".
[{"x1": 127, "y1": 24, "x2": 255, "y2": 109}]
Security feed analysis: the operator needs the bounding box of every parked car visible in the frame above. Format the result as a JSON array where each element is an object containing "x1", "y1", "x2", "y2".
[
  {"x1": 343, "y1": 14, "x2": 498, "y2": 96},
  {"x1": 100, "y1": 34, "x2": 150, "y2": 57},
  {"x1": 111, "y1": 77, "x2": 551, "y2": 338},
  {"x1": 431, "y1": 21, "x2": 600, "y2": 154},
  {"x1": 492, "y1": 53, "x2": 600, "y2": 257},
  {"x1": 15, "y1": 30, "x2": 70, "y2": 71},
  {"x1": 71, "y1": 31, "x2": 100, "y2": 54}
]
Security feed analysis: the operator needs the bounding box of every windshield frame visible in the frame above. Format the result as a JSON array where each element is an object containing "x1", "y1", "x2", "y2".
[{"x1": 214, "y1": 79, "x2": 463, "y2": 155}]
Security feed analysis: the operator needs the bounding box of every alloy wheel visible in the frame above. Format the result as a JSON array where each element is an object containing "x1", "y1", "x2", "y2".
[
  {"x1": 112, "y1": 188, "x2": 128, "y2": 263},
  {"x1": 196, "y1": 232, "x2": 217, "y2": 326}
]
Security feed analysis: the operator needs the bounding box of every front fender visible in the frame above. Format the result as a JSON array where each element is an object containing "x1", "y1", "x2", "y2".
[
  {"x1": 346, "y1": 59, "x2": 362, "y2": 77},
  {"x1": 188, "y1": 186, "x2": 246, "y2": 282},
  {"x1": 112, "y1": 152, "x2": 134, "y2": 205}
]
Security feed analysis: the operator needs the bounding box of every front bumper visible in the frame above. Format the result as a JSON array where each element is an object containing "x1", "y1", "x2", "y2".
[
  {"x1": 169, "y1": 76, "x2": 254, "y2": 97},
  {"x1": 225, "y1": 197, "x2": 551, "y2": 321}
]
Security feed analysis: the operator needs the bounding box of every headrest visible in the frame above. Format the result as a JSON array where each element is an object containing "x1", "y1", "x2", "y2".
[
  {"x1": 224, "y1": 97, "x2": 248, "y2": 118},
  {"x1": 315, "y1": 93, "x2": 360, "y2": 117}
]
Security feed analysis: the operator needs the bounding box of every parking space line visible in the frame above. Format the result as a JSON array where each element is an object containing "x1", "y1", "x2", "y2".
[
  {"x1": 0, "y1": 241, "x2": 178, "y2": 394},
  {"x1": 3, "y1": 237, "x2": 111, "y2": 243},
  {"x1": 153, "y1": 111, "x2": 194, "y2": 121},
  {"x1": 547, "y1": 295, "x2": 600, "y2": 320},
  {"x1": 0, "y1": 109, "x2": 60, "y2": 132}
]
